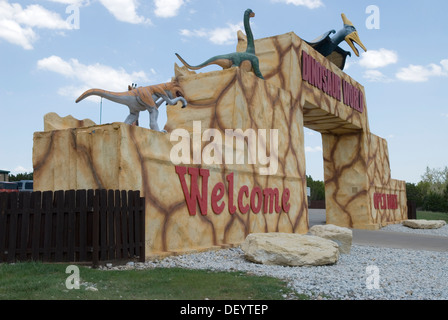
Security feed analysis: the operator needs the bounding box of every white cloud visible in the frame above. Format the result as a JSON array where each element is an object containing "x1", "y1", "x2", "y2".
[
  {"x1": 37, "y1": 55, "x2": 74, "y2": 76},
  {"x1": 363, "y1": 69, "x2": 392, "y2": 83},
  {"x1": 46, "y1": 0, "x2": 89, "y2": 4},
  {"x1": 396, "y1": 60, "x2": 448, "y2": 82},
  {"x1": 305, "y1": 146, "x2": 322, "y2": 153},
  {"x1": 154, "y1": 0, "x2": 184, "y2": 18},
  {"x1": 0, "y1": 1, "x2": 73, "y2": 49},
  {"x1": 272, "y1": 0, "x2": 323, "y2": 9},
  {"x1": 180, "y1": 22, "x2": 243, "y2": 45},
  {"x1": 99, "y1": 0, "x2": 150, "y2": 24},
  {"x1": 37, "y1": 55, "x2": 150, "y2": 101},
  {"x1": 359, "y1": 49, "x2": 398, "y2": 69},
  {"x1": 441, "y1": 59, "x2": 448, "y2": 71},
  {"x1": 13, "y1": 166, "x2": 33, "y2": 174}
]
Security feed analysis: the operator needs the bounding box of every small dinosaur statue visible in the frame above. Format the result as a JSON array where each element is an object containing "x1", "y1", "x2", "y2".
[
  {"x1": 175, "y1": 8, "x2": 264, "y2": 79},
  {"x1": 75, "y1": 80, "x2": 187, "y2": 132},
  {"x1": 305, "y1": 13, "x2": 367, "y2": 70}
]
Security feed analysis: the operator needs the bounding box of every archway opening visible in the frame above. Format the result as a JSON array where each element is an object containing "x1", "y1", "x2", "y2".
[{"x1": 304, "y1": 127, "x2": 326, "y2": 227}]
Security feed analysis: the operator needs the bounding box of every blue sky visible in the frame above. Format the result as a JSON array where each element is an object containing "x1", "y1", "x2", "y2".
[{"x1": 0, "y1": 0, "x2": 447, "y2": 184}]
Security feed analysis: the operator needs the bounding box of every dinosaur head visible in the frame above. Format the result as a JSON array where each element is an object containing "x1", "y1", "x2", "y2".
[
  {"x1": 245, "y1": 8, "x2": 255, "y2": 18},
  {"x1": 341, "y1": 13, "x2": 367, "y2": 57},
  {"x1": 169, "y1": 80, "x2": 187, "y2": 108}
]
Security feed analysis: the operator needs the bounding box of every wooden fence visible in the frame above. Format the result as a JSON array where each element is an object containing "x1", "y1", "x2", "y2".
[
  {"x1": 0, "y1": 189, "x2": 145, "y2": 266},
  {"x1": 309, "y1": 200, "x2": 326, "y2": 209}
]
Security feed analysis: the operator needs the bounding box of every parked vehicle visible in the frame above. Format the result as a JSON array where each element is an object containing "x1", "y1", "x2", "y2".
[
  {"x1": 0, "y1": 181, "x2": 19, "y2": 193},
  {"x1": 16, "y1": 180, "x2": 33, "y2": 192}
]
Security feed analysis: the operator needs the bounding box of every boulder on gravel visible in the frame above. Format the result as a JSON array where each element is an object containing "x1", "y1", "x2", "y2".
[
  {"x1": 309, "y1": 224, "x2": 353, "y2": 254},
  {"x1": 402, "y1": 219, "x2": 446, "y2": 229},
  {"x1": 241, "y1": 233, "x2": 339, "y2": 267}
]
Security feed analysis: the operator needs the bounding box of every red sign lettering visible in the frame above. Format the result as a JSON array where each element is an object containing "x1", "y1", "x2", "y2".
[
  {"x1": 373, "y1": 192, "x2": 398, "y2": 210},
  {"x1": 301, "y1": 51, "x2": 363, "y2": 113},
  {"x1": 175, "y1": 166, "x2": 291, "y2": 216}
]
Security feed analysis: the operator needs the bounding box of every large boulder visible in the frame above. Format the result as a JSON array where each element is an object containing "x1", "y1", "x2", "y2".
[
  {"x1": 402, "y1": 219, "x2": 446, "y2": 229},
  {"x1": 309, "y1": 224, "x2": 353, "y2": 254},
  {"x1": 241, "y1": 233, "x2": 339, "y2": 267}
]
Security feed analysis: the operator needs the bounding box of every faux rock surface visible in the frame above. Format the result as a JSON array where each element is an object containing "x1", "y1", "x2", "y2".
[
  {"x1": 241, "y1": 233, "x2": 339, "y2": 266},
  {"x1": 403, "y1": 219, "x2": 446, "y2": 229},
  {"x1": 309, "y1": 224, "x2": 352, "y2": 254}
]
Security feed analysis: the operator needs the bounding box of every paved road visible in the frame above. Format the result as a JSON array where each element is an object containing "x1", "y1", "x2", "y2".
[{"x1": 308, "y1": 209, "x2": 448, "y2": 252}]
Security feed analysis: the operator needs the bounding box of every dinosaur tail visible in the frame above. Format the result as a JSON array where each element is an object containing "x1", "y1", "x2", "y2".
[
  {"x1": 175, "y1": 53, "x2": 232, "y2": 70},
  {"x1": 76, "y1": 89, "x2": 134, "y2": 105}
]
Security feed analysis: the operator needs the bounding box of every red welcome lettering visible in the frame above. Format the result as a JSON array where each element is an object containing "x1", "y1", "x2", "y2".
[
  {"x1": 175, "y1": 166, "x2": 210, "y2": 216},
  {"x1": 263, "y1": 188, "x2": 281, "y2": 214},
  {"x1": 238, "y1": 185, "x2": 250, "y2": 214},
  {"x1": 211, "y1": 182, "x2": 225, "y2": 214},
  {"x1": 250, "y1": 187, "x2": 263, "y2": 214},
  {"x1": 226, "y1": 172, "x2": 237, "y2": 214},
  {"x1": 282, "y1": 188, "x2": 291, "y2": 212}
]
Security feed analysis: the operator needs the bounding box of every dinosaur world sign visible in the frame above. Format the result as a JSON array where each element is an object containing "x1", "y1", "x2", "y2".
[{"x1": 302, "y1": 51, "x2": 364, "y2": 113}]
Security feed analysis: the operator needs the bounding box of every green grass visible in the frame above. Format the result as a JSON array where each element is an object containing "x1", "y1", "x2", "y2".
[
  {"x1": 0, "y1": 262, "x2": 305, "y2": 300},
  {"x1": 417, "y1": 211, "x2": 448, "y2": 223}
]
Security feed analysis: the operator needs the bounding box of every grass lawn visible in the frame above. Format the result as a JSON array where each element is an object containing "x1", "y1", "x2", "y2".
[
  {"x1": 0, "y1": 262, "x2": 304, "y2": 300},
  {"x1": 417, "y1": 211, "x2": 448, "y2": 223}
]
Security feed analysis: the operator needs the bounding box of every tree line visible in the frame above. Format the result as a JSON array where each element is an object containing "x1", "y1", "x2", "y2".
[
  {"x1": 8, "y1": 172, "x2": 33, "y2": 182},
  {"x1": 406, "y1": 166, "x2": 448, "y2": 213}
]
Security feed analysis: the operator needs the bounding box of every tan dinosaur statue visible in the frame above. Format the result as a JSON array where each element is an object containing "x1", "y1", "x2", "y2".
[{"x1": 75, "y1": 80, "x2": 187, "y2": 131}]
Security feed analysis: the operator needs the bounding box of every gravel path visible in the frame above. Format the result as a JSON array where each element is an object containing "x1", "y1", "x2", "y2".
[{"x1": 104, "y1": 224, "x2": 448, "y2": 300}]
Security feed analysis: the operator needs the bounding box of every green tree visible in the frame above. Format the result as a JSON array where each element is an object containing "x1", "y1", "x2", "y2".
[
  {"x1": 306, "y1": 175, "x2": 325, "y2": 201},
  {"x1": 422, "y1": 192, "x2": 448, "y2": 213},
  {"x1": 8, "y1": 172, "x2": 33, "y2": 182},
  {"x1": 406, "y1": 182, "x2": 424, "y2": 208},
  {"x1": 420, "y1": 166, "x2": 448, "y2": 194},
  {"x1": 418, "y1": 166, "x2": 448, "y2": 212}
]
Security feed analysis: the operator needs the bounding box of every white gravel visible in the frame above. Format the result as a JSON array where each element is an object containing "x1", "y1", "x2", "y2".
[{"x1": 103, "y1": 223, "x2": 448, "y2": 300}]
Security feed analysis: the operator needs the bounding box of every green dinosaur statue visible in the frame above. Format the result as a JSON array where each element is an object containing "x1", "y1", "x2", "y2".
[{"x1": 175, "y1": 8, "x2": 264, "y2": 79}]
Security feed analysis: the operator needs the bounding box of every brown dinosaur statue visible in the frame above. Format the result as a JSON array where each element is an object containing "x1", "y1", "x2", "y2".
[{"x1": 76, "y1": 80, "x2": 187, "y2": 131}]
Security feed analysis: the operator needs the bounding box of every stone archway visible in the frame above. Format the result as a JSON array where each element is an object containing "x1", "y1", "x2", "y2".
[
  {"x1": 238, "y1": 31, "x2": 408, "y2": 230},
  {"x1": 33, "y1": 31, "x2": 408, "y2": 258}
]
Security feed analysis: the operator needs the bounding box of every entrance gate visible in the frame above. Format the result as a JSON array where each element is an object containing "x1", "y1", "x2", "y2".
[{"x1": 33, "y1": 31, "x2": 407, "y2": 258}]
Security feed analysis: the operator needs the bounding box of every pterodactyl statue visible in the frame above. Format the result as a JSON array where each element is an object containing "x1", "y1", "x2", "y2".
[{"x1": 305, "y1": 13, "x2": 367, "y2": 70}]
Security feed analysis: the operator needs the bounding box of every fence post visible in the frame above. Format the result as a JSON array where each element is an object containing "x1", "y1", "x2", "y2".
[
  {"x1": 92, "y1": 189, "x2": 100, "y2": 268},
  {"x1": 0, "y1": 193, "x2": 9, "y2": 262},
  {"x1": 107, "y1": 189, "x2": 115, "y2": 261},
  {"x1": 19, "y1": 192, "x2": 31, "y2": 261},
  {"x1": 54, "y1": 190, "x2": 65, "y2": 262},
  {"x1": 66, "y1": 190, "x2": 76, "y2": 262},
  {"x1": 42, "y1": 191, "x2": 53, "y2": 261},
  {"x1": 77, "y1": 190, "x2": 87, "y2": 262},
  {"x1": 99, "y1": 189, "x2": 108, "y2": 262},
  {"x1": 7, "y1": 192, "x2": 19, "y2": 263},
  {"x1": 139, "y1": 195, "x2": 145, "y2": 262},
  {"x1": 407, "y1": 200, "x2": 416, "y2": 220},
  {"x1": 31, "y1": 192, "x2": 42, "y2": 261}
]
